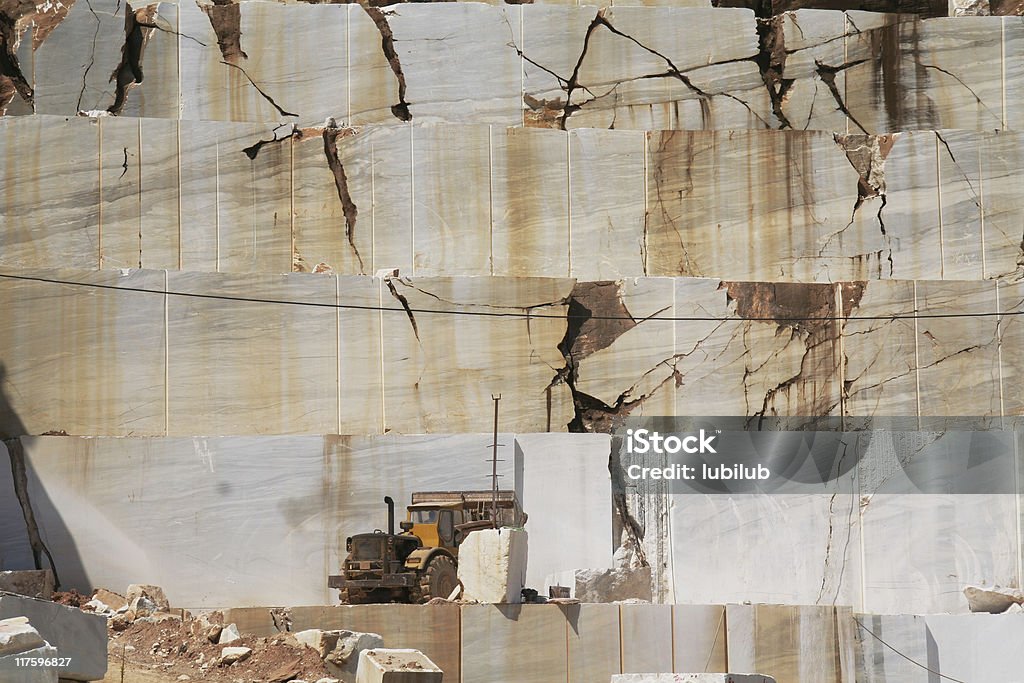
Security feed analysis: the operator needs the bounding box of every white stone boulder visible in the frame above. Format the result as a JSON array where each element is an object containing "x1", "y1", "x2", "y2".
[
  {"x1": 219, "y1": 646, "x2": 252, "y2": 665},
  {"x1": 963, "y1": 585, "x2": 1024, "y2": 613},
  {"x1": 0, "y1": 616, "x2": 45, "y2": 655},
  {"x1": 568, "y1": 566, "x2": 652, "y2": 603},
  {"x1": 457, "y1": 528, "x2": 528, "y2": 604},
  {"x1": 218, "y1": 622, "x2": 242, "y2": 644},
  {"x1": 610, "y1": 675, "x2": 776, "y2": 683},
  {"x1": 355, "y1": 649, "x2": 443, "y2": 683}
]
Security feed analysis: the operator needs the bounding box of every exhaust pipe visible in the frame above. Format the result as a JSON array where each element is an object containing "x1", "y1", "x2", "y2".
[{"x1": 384, "y1": 496, "x2": 395, "y2": 535}]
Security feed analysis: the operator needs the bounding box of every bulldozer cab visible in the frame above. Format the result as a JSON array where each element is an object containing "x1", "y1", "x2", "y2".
[{"x1": 405, "y1": 502, "x2": 464, "y2": 550}]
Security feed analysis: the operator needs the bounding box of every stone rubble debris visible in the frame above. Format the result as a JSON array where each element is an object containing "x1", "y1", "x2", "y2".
[
  {"x1": 218, "y1": 645, "x2": 252, "y2": 665},
  {"x1": 294, "y1": 628, "x2": 385, "y2": 682},
  {"x1": 218, "y1": 622, "x2": 242, "y2": 644},
  {"x1": 126, "y1": 584, "x2": 171, "y2": 612},
  {"x1": 91, "y1": 585, "x2": 333, "y2": 681},
  {"x1": 547, "y1": 566, "x2": 654, "y2": 602}
]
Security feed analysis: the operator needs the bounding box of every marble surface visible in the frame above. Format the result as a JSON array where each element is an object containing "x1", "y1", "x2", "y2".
[
  {"x1": 515, "y1": 433, "x2": 614, "y2": 589},
  {"x1": 672, "y1": 605, "x2": 727, "y2": 673},
  {"x1": 620, "y1": 604, "x2": 673, "y2": 674},
  {"x1": 5, "y1": 118, "x2": 1024, "y2": 282},
  {"x1": 0, "y1": 433, "x2": 612, "y2": 608},
  {"x1": 853, "y1": 612, "x2": 1024, "y2": 682},
  {"x1": 566, "y1": 603, "x2": 620, "y2": 683},
  {"x1": 461, "y1": 604, "x2": 569, "y2": 682},
  {"x1": 0, "y1": 266, "x2": 575, "y2": 435},
  {"x1": 5, "y1": 6, "x2": 1021, "y2": 133},
  {"x1": 288, "y1": 604, "x2": 461, "y2": 680},
  {"x1": 7, "y1": 434, "x2": 519, "y2": 606},
  {"x1": 1, "y1": 266, "x2": 1020, "y2": 437},
  {"x1": 735, "y1": 605, "x2": 842, "y2": 682}
]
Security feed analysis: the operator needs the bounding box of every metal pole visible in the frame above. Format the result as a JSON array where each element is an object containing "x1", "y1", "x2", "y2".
[{"x1": 491, "y1": 393, "x2": 500, "y2": 526}]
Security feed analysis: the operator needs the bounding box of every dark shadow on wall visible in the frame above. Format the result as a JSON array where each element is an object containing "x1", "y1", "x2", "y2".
[{"x1": 1, "y1": 361, "x2": 87, "y2": 590}]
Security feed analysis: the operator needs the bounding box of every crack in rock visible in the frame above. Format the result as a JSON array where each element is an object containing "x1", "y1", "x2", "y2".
[
  {"x1": 242, "y1": 122, "x2": 300, "y2": 160},
  {"x1": 815, "y1": 58, "x2": 870, "y2": 133},
  {"x1": 5, "y1": 438, "x2": 62, "y2": 588},
  {"x1": 361, "y1": 4, "x2": 411, "y2": 121},
  {"x1": 825, "y1": 135, "x2": 896, "y2": 275},
  {"x1": 106, "y1": 3, "x2": 156, "y2": 115},
  {"x1": 724, "y1": 281, "x2": 863, "y2": 425},
  {"x1": 322, "y1": 124, "x2": 365, "y2": 273},
  {"x1": 220, "y1": 60, "x2": 298, "y2": 117},
  {"x1": 76, "y1": 0, "x2": 102, "y2": 112},
  {"x1": 383, "y1": 277, "x2": 420, "y2": 342},
  {"x1": 555, "y1": 281, "x2": 642, "y2": 432},
  {"x1": 754, "y1": 14, "x2": 794, "y2": 129}
]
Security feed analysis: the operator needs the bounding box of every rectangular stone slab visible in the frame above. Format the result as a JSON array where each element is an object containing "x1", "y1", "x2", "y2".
[
  {"x1": 0, "y1": 593, "x2": 107, "y2": 681},
  {"x1": 460, "y1": 604, "x2": 568, "y2": 683}
]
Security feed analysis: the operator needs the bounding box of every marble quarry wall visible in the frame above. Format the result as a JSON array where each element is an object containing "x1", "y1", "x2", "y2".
[
  {"x1": 1, "y1": 4, "x2": 1023, "y2": 682},
  {"x1": 1, "y1": 3, "x2": 1022, "y2": 131},
  {"x1": 0, "y1": 267, "x2": 1021, "y2": 437},
  {"x1": 0, "y1": 434, "x2": 613, "y2": 606},
  {"x1": 217, "y1": 602, "x2": 854, "y2": 683},
  {"x1": 2, "y1": 118, "x2": 1024, "y2": 282}
]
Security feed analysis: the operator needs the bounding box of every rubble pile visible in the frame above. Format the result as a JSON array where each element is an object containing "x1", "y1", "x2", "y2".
[{"x1": 84, "y1": 585, "x2": 343, "y2": 682}]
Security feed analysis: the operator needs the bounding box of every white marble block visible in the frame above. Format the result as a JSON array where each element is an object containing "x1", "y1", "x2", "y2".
[
  {"x1": 355, "y1": 648, "x2": 443, "y2": 683},
  {"x1": 457, "y1": 528, "x2": 528, "y2": 604},
  {"x1": 0, "y1": 593, "x2": 107, "y2": 681},
  {"x1": 611, "y1": 676, "x2": 776, "y2": 683}
]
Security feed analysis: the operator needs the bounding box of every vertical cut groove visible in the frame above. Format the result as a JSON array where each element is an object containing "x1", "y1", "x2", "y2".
[{"x1": 936, "y1": 135, "x2": 944, "y2": 279}]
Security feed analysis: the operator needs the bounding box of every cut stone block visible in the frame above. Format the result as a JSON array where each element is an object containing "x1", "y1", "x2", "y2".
[
  {"x1": 355, "y1": 648, "x2": 443, "y2": 683},
  {"x1": 457, "y1": 528, "x2": 528, "y2": 604},
  {"x1": 566, "y1": 603, "x2": 621, "y2": 683},
  {"x1": 0, "y1": 571, "x2": 54, "y2": 600},
  {"x1": 515, "y1": 433, "x2": 614, "y2": 589},
  {"x1": 610, "y1": 676, "x2": 776, "y2": 682},
  {"x1": 0, "y1": 592, "x2": 106, "y2": 681},
  {"x1": 461, "y1": 604, "x2": 567, "y2": 682}
]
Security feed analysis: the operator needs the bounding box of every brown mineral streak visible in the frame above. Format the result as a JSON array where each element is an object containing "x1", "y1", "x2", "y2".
[
  {"x1": 202, "y1": 0, "x2": 247, "y2": 64},
  {"x1": 0, "y1": 0, "x2": 38, "y2": 112},
  {"x1": 724, "y1": 281, "x2": 836, "y2": 328}
]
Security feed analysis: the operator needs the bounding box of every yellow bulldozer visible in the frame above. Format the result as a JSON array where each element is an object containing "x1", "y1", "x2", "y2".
[{"x1": 328, "y1": 490, "x2": 527, "y2": 604}]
